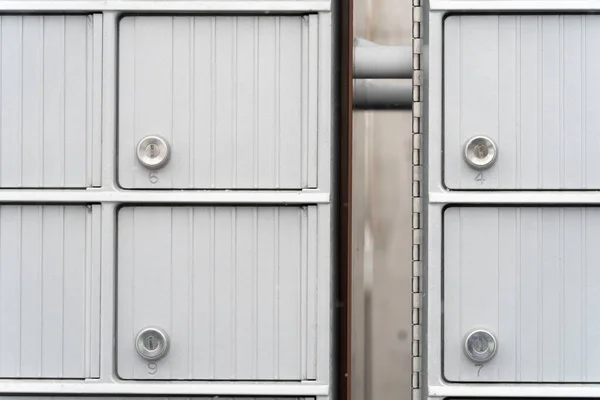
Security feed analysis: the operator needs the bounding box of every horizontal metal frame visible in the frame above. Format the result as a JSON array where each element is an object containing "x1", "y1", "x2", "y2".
[
  {"x1": 429, "y1": 190, "x2": 600, "y2": 205},
  {"x1": 0, "y1": 189, "x2": 331, "y2": 205},
  {"x1": 430, "y1": 0, "x2": 600, "y2": 11},
  {"x1": 428, "y1": 383, "x2": 600, "y2": 398},
  {"x1": 0, "y1": 1, "x2": 330, "y2": 12},
  {"x1": 0, "y1": 381, "x2": 328, "y2": 396}
]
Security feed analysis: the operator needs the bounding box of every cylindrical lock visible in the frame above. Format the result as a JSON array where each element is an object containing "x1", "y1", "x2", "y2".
[
  {"x1": 463, "y1": 136, "x2": 498, "y2": 170},
  {"x1": 135, "y1": 327, "x2": 169, "y2": 361},
  {"x1": 463, "y1": 329, "x2": 497, "y2": 363},
  {"x1": 136, "y1": 135, "x2": 171, "y2": 170}
]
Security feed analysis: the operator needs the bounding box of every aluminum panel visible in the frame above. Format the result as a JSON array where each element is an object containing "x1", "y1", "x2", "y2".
[
  {"x1": 444, "y1": 206, "x2": 600, "y2": 382},
  {"x1": 0, "y1": 15, "x2": 99, "y2": 188},
  {"x1": 444, "y1": 15, "x2": 600, "y2": 190},
  {"x1": 0, "y1": 205, "x2": 100, "y2": 378},
  {"x1": 118, "y1": 15, "x2": 318, "y2": 190},
  {"x1": 117, "y1": 206, "x2": 318, "y2": 381}
]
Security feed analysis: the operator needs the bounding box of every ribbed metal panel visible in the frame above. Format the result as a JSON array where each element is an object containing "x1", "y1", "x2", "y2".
[
  {"x1": 0, "y1": 205, "x2": 100, "y2": 378},
  {"x1": 444, "y1": 206, "x2": 600, "y2": 382},
  {"x1": 118, "y1": 15, "x2": 318, "y2": 189},
  {"x1": 117, "y1": 206, "x2": 318, "y2": 381},
  {"x1": 0, "y1": 15, "x2": 99, "y2": 188},
  {"x1": 444, "y1": 15, "x2": 600, "y2": 190}
]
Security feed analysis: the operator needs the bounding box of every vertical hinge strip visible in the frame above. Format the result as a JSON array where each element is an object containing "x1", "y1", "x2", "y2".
[{"x1": 411, "y1": 1, "x2": 423, "y2": 399}]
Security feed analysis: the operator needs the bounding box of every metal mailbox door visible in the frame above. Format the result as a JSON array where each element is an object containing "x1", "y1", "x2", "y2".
[
  {"x1": 444, "y1": 15, "x2": 600, "y2": 190},
  {"x1": 444, "y1": 206, "x2": 600, "y2": 383},
  {"x1": 0, "y1": 15, "x2": 101, "y2": 188},
  {"x1": 118, "y1": 15, "x2": 319, "y2": 190},
  {"x1": 0, "y1": 205, "x2": 100, "y2": 379},
  {"x1": 117, "y1": 206, "x2": 319, "y2": 381}
]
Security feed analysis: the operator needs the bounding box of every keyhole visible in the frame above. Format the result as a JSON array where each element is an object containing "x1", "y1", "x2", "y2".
[
  {"x1": 473, "y1": 144, "x2": 488, "y2": 159},
  {"x1": 144, "y1": 335, "x2": 159, "y2": 351},
  {"x1": 472, "y1": 337, "x2": 488, "y2": 354},
  {"x1": 145, "y1": 143, "x2": 159, "y2": 159}
]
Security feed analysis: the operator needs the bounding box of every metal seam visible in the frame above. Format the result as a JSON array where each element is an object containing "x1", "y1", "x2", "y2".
[{"x1": 412, "y1": 1, "x2": 423, "y2": 399}]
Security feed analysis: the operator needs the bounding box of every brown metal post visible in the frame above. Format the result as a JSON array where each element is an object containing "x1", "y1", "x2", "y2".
[{"x1": 336, "y1": 0, "x2": 353, "y2": 399}]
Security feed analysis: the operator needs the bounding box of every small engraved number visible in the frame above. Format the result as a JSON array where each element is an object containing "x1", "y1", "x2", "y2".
[
  {"x1": 475, "y1": 172, "x2": 485, "y2": 184},
  {"x1": 148, "y1": 362, "x2": 158, "y2": 375},
  {"x1": 149, "y1": 172, "x2": 159, "y2": 184},
  {"x1": 476, "y1": 364, "x2": 484, "y2": 377}
]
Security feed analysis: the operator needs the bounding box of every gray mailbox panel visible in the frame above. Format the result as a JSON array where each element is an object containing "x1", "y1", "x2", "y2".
[
  {"x1": 0, "y1": 15, "x2": 100, "y2": 188},
  {"x1": 0, "y1": 205, "x2": 100, "y2": 378},
  {"x1": 444, "y1": 15, "x2": 600, "y2": 190},
  {"x1": 117, "y1": 206, "x2": 318, "y2": 380},
  {"x1": 118, "y1": 15, "x2": 318, "y2": 190},
  {"x1": 444, "y1": 206, "x2": 600, "y2": 382}
]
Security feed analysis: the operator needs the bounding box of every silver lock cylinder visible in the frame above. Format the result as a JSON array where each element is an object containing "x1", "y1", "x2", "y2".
[
  {"x1": 463, "y1": 136, "x2": 498, "y2": 170},
  {"x1": 135, "y1": 327, "x2": 169, "y2": 361},
  {"x1": 463, "y1": 329, "x2": 497, "y2": 363},
  {"x1": 136, "y1": 135, "x2": 171, "y2": 170}
]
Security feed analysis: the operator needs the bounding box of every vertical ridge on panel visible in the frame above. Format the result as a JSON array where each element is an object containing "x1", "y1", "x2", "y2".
[
  {"x1": 442, "y1": 18, "x2": 461, "y2": 189},
  {"x1": 236, "y1": 18, "x2": 257, "y2": 188},
  {"x1": 62, "y1": 206, "x2": 88, "y2": 376},
  {"x1": 42, "y1": 16, "x2": 66, "y2": 187},
  {"x1": 278, "y1": 207, "x2": 302, "y2": 378},
  {"x1": 214, "y1": 207, "x2": 234, "y2": 377},
  {"x1": 22, "y1": 16, "x2": 43, "y2": 187},
  {"x1": 191, "y1": 207, "x2": 212, "y2": 378},
  {"x1": 563, "y1": 16, "x2": 584, "y2": 188},
  {"x1": 118, "y1": 17, "x2": 136, "y2": 188},
  {"x1": 170, "y1": 208, "x2": 192, "y2": 378},
  {"x1": 540, "y1": 17, "x2": 561, "y2": 189},
  {"x1": 63, "y1": 15, "x2": 88, "y2": 186},
  {"x1": 540, "y1": 208, "x2": 561, "y2": 380},
  {"x1": 41, "y1": 206, "x2": 65, "y2": 376},
  {"x1": 585, "y1": 19, "x2": 600, "y2": 188},
  {"x1": 191, "y1": 17, "x2": 212, "y2": 189},
  {"x1": 257, "y1": 19, "x2": 277, "y2": 189},
  {"x1": 1, "y1": 17, "x2": 24, "y2": 187},
  {"x1": 235, "y1": 207, "x2": 257, "y2": 378},
  {"x1": 0, "y1": 206, "x2": 22, "y2": 376},
  {"x1": 443, "y1": 208, "x2": 461, "y2": 380},
  {"x1": 279, "y1": 17, "x2": 304, "y2": 189},
  {"x1": 307, "y1": 15, "x2": 319, "y2": 188},
  {"x1": 498, "y1": 17, "x2": 518, "y2": 188},
  {"x1": 306, "y1": 206, "x2": 318, "y2": 379},
  {"x1": 519, "y1": 208, "x2": 541, "y2": 381},
  {"x1": 563, "y1": 208, "x2": 583, "y2": 380},
  {"x1": 171, "y1": 17, "x2": 192, "y2": 189},
  {"x1": 19, "y1": 206, "x2": 42, "y2": 377},
  {"x1": 584, "y1": 210, "x2": 600, "y2": 379},
  {"x1": 116, "y1": 207, "x2": 135, "y2": 378},
  {"x1": 91, "y1": 14, "x2": 102, "y2": 186},
  {"x1": 214, "y1": 18, "x2": 235, "y2": 189},
  {"x1": 497, "y1": 208, "x2": 518, "y2": 381},
  {"x1": 256, "y1": 207, "x2": 277, "y2": 379}
]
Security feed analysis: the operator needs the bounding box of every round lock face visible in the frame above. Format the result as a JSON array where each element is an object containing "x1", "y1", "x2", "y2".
[
  {"x1": 463, "y1": 329, "x2": 497, "y2": 363},
  {"x1": 463, "y1": 136, "x2": 498, "y2": 170},
  {"x1": 136, "y1": 135, "x2": 171, "y2": 170},
  {"x1": 136, "y1": 327, "x2": 169, "y2": 361}
]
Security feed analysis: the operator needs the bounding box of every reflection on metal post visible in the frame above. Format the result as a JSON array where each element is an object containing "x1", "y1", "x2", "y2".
[
  {"x1": 353, "y1": 38, "x2": 413, "y2": 110},
  {"x1": 353, "y1": 79, "x2": 412, "y2": 110}
]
